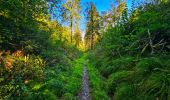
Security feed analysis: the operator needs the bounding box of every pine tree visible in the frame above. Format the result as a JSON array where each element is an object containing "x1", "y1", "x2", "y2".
[{"x1": 85, "y1": 2, "x2": 100, "y2": 50}]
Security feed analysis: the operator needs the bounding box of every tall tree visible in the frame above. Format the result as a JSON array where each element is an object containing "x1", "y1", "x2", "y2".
[
  {"x1": 85, "y1": 2, "x2": 100, "y2": 50},
  {"x1": 63, "y1": 0, "x2": 81, "y2": 43}
]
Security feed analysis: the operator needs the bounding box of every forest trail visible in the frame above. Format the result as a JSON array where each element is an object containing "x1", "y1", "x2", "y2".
[{"x1": 80, "y1": 61, "x2": 91, "y2": 100}]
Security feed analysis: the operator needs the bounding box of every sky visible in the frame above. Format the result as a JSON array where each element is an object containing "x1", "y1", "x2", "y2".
[
  {"x1": 79, "y1": 0, "x2": 133, "y2": 38},
  {"x1": 81, "y1": 0, "x2": 133, "y2": 13}
]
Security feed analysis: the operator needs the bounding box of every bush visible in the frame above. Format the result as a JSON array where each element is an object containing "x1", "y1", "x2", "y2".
[
  {"x1": 87, "y1": 58, "x2": 109, "y2": 100},
  {"x1": 0, "y1": 50, "x2": 45, "y2": 99},
  {"x1": 107, "y1": 71, "x2": 134, "y2": 95},
  {"x1": 100, "y1": 57, "x2": 135, "y2": 77},
  {"x1": 114, "y1": 83, "x2": 136, "y2": 100}
]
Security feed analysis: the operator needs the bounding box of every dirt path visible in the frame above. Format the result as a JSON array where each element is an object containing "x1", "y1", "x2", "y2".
[{"x1": 80, "y1": 61, "x2": 91, "y2": 100}]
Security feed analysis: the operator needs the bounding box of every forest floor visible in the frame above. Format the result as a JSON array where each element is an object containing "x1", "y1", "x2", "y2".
[{"x1": 80, "y1": 61, "x2": 91, "y2": 100}]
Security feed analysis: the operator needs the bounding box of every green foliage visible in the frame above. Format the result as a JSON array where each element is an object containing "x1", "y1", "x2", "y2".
[
  {"x1": 0, "y1": 0, "x2": 48, "y2": 52},
  {"x1": 85, "y1": 2, "x2": 100, "y2": 49},
  {"x1": 63, "y1": 56, "x2": 84, "y2": 96},
  {"x1": 107, "y1": 70, "x2": 134, "y2": 96},
  {"x1": 114, "y1": 83, "x2": 136, "y2": 100},
  {"x1": 0, "y1": 0, "x2": 82, "y2": 99},
  {"x1": 1, "y1": 0, "x2": 170, "y2": 99},
  {"x1": 86, "y1": 54, "x2": 109, "y2": 100},
  {"x1": 100, "y1": 57, "x2": 135, "y2": 77},
  {"x1": 89, "y1": 0, "x2": 170, "y2": 100},
  {"x1": 0, "y1": 51, "x2": 45, "y2": 99}
]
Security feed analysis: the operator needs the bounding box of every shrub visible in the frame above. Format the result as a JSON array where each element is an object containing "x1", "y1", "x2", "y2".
[
  {"x1": 107, "y1": 71, "x2": 134, "y2": 94},
  {"x1": 100, "y1": 56, "x2": 135, "y2": 77},
  {"x1": 0, "y1": 51, "x2": 45, "y2": 99}
]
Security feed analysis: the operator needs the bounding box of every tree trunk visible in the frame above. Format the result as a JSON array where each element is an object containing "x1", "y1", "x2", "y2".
[
  {"x1": 70, "y1": 16, "x2": 73, "y2": 43},
  {"x1": 91, "y1": 33, "x2": 94, "y2": 50}
]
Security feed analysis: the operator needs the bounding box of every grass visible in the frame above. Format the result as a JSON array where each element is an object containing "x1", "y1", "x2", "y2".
[
  {"x1": 62, "y1": 54, "x2": 85, "y2": 99},
  {"x1": 86, "y1": 54, "x2": 110, "y2": 100}
]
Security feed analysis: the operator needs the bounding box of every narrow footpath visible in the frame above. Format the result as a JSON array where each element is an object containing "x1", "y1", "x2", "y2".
[{"x1": 80, "y1": 61, "x2": 91, "y2": 100}]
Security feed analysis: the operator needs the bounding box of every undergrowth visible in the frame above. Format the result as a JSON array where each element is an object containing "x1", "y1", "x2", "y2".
[{"x1": 86, "y1": 54, "x2": 109, "y2": 100}]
